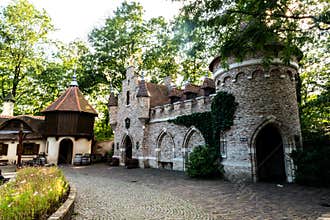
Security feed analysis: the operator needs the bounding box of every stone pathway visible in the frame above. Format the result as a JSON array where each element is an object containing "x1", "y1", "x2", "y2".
[{"x1": 61, "y1": 164, "x2": 330, "y2": 220}]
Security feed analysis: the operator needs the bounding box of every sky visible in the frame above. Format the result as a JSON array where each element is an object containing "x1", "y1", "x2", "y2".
[{"x1": 1, "y1": 0, "x2": 182, "y2": 43}]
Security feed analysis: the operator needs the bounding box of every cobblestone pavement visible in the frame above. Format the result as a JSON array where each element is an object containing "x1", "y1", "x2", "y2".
[{"x1": 61, "y1": 164, "x2": 330, "y2": 220}]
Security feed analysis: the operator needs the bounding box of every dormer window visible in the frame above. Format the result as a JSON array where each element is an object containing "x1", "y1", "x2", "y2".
[
  {"x1": 185, "y1": 92, "x2": 197, "y2": 100},
  {"x1": 126, "y1": 91, "x2": 130, "y2": 105},
  {"x1": 170, "y1": 96, "x2": 180, "y2": 104}
]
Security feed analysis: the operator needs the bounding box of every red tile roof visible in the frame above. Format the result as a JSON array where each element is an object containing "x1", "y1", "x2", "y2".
[
  {"x1": 169, "y1": 88, "x2": 183, "y2": 98},
  {"x1": 146, "y1": 82, "x2": 170, "y2": 107},
  {"x1": 202, "y1": 78, "x2": 215, "y2": 89},
  {"x1": 184, "y1": 83, "x2": 201, "y2": 94},
  {"x1": 42, "y1": 86, "x2": 98, "y2": 115}
]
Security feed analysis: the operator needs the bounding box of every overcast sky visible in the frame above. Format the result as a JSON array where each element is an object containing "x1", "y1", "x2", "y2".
[{"x1": 1, "y1": 0, "x2": 182, "y2": 43}]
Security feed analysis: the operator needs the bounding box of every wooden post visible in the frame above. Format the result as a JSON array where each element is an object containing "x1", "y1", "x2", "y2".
[{"x1": 17, "y1": 123, "x2": 23, "y2": 166}]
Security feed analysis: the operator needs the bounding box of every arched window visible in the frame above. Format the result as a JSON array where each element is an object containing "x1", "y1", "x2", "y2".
[{"x1": 126, "y1": 91, "x2": 130, "y2": 105}]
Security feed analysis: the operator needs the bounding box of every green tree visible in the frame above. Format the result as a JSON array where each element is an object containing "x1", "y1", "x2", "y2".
[
  {"x1": 89, "y1": 1, "x2": 180, "y2": 91},
  {"x1": 177, "y1": 0, "x2": 329, "y2": 134},
  {"x1": 0, "y1": 0, "x2": 53, "y2": 105},
  {"x1": 178, "y1": 0, "x2": 329, "y2": 63}
]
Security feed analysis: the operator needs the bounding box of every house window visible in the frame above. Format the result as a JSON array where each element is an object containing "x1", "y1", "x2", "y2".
[
  {"x1": 0, "y1": 143, "x2": 8, "y2": 155},
  {"x1": 19, "y1": 143, "x2": 39, "y2": 155},
  {"x1": 126, "y1": 91, "x2": 130, "y2": 105}
]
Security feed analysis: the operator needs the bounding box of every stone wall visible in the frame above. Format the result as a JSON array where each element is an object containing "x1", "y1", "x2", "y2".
[
  {"x1": 144, "y1": 121, "x2": 205, "y2": 171},
  {"x1": 214, "y1": 60, "x2": 301, "y2": 182},
  {"x1": 111, "y1": 58, "x2": 302, "y2": 183},
  {"x1": 112, "y1": 67, "x2": 149, "y2": 165}
]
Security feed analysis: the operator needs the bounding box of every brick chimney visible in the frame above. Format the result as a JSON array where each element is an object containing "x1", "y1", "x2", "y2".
[{"x1": 1, "y1": 93, "x2": 15, "y2": 116}]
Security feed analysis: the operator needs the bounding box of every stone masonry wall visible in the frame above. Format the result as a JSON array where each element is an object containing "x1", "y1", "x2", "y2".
[
  {"x1": 214, "y1": 63, "x2": 301, "y2": 182},
  {"x1": 112, "y1": 67, "x2": 147, "y2": 164},
  {"x1": 111, "y1": 59, "x2": 302, "y2": 183}
]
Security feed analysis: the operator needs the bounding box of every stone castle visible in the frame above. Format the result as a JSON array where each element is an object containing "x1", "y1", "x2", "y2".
[{"x1": 108, "y1": 53, "x2": 302, "y2": 182}]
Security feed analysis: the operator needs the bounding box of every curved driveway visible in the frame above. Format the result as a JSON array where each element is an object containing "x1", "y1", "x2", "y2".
[{"x1": 61, "y1": 164, "x2": 330, "y2": 220}]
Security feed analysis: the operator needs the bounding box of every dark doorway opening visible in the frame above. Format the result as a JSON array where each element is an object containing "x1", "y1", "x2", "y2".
[
  {"x1": 58, "y1": 139, "x2": 73, "y2": 164},
  {"x1": 256, "y1": 124, "x2": 286, "y2": 182},
  {"x1": 124, "y1": 136, "x2": 132, "y2": 162}
]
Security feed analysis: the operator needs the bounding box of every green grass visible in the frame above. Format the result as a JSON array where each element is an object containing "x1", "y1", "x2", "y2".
[{"x1": 0, "y1": 167, "x2": 69, "y2": 220}]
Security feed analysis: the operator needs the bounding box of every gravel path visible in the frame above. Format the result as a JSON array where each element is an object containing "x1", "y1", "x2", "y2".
[{"x1": 61, "y1": 164, "x2": 330, "y2": 220}]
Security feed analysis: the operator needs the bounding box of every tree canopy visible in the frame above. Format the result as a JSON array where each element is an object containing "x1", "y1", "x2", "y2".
[
  {"x1": 0, "y1": 0, "x2": 53, "y2": 102},
  {"x1": 178, "y1": 0, "x2": 329, "y2": 63},
  {"x1": 0, "y1": 0, "x2": 328, "y2": 139}
]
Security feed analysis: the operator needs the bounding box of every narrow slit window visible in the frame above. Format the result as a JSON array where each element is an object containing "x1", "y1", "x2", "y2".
[{"x1": 126, "y1": 91, "x2": 130, "y2": 105}]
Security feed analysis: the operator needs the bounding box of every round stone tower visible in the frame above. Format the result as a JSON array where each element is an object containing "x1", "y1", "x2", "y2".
[{"x1": 210, "y1": 51, "x2": 302, "y2": 182}]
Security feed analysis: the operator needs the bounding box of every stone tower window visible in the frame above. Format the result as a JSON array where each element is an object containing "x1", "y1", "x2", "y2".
[
  {"x1": 220, "y1": 135, "x2": 227, "y2": 158},
  {"x1": 126, "y1": 91, "x2": 130, "y2": 105}
]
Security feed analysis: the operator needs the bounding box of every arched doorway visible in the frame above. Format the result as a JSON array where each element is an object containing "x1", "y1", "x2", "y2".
[
  {"x1": 255, "y1": 124, "x2": 286, "y2": 182},
  {"x1": 58, "y1": 139, "x2": 73, "y2": 164},
  {"x1": 123, "y1": 136, "x2": 132, "y2": 162}
]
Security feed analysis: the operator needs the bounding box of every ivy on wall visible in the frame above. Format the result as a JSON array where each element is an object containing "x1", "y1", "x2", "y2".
[{"x1": 170, "y1": 91, "x2": 238, "y2": 153}]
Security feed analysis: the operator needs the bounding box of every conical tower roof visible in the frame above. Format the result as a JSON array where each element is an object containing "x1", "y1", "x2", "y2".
[
  {"x1": 42, "y1": 77, "x2": 98, "y2": 115},
  {"x1": 108, "y1": 92, "x2": 118, "y2": 107},
  {"x1": 137, "y1": 80, "x2": 150, "y2": 97}
]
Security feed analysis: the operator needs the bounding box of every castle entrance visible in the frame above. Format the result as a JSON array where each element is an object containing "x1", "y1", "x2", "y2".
[
  {"x1": 255, "y1": 124, "x2": 286, "y2": 182},
  {"x1": 123, "y1": 136, "x2": 132, "y2": 162},
  {"x1": 58, "y1": 139, "x2": 73, "y2": 164}
]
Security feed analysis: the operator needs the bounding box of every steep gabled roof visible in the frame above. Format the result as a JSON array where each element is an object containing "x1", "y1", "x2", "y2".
[
  {"x1": 42, "y1": 86, "x2": 98, "y2": 115},
  {"x1": 146, "y1": 82, "x2": 170, "y2": 107}
]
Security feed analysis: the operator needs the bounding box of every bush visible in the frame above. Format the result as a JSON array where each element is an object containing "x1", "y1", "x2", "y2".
[
  {"x1": 186, "y1": 145, "x2": 223, "y2": 178},
  {"x1": 0, "y1": 167, "x2": 69, "y2": 219},
  {"x1": 291, "y1": 131, "x2": 330, "y2": 187},
  {"x1": 125, "y1": 158, "x2": 139, "y2": 169},
  {"x1": 109, "y1": 157, "x2": 119, "y2": 166}
]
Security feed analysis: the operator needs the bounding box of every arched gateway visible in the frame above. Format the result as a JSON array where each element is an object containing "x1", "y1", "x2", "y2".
[
  {"x1": 123, "y1": 135, "x2": 133, "y2": 162},
  {"x1": 58, "y1": 139, "x2": 73, "y2": 164},
  {"x1": 255, "y1": 124, "x2": 286, "y2": 182}
]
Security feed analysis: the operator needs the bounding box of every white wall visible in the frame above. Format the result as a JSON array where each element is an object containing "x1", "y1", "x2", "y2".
[
  {"x1": 47, "y1": 136, "x2": 92, "y2": 165},
  {"x1": 0, "y1": 140, "x2": 46, "y2": 164}
]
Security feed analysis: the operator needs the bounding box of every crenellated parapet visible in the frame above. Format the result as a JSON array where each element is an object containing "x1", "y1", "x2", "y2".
[
  {"x1": 210, "y1": 54, "x2": 299, "y2": 90},
  {"x1": 214, "y1": 64, "x2": 298, "y2": 90},
  {"x1": 149, "y1": 94, "x2": 215, "y2": 123}
]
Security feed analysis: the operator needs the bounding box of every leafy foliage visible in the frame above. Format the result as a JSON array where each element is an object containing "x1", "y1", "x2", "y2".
[
  {"x1": 88, "y1": 1, "x2": 180, "y2": 91},
  {"x1": 211, "y1": 90, "x2": 238, "y2": 147},
  {"x1": 94, "y1": 106, "x2": 113, "y2": 141},
  {"x1": 0, "y1": 0, "x2": 53, "y2": 101},
  {"x1": 186, "y1": 145, "x2": 222, "y2": 178},
  {"x1": 170, "y1": 111, "x2": 213, "y2": 144},
  {"x1": 170, "y1": 91, "x2": 238, "y2": 178},
  {"x1": 178, "y1": 0, "x2": 329, "y2": 64},
  {"x1": 0, "y1": 167, "x2": 69, "y2": 219},
  {"x1": 291, "y1": 131, "x2": 330, "y2": 187}
]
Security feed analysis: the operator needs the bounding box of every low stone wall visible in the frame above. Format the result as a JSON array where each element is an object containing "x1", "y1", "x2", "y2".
[{"x1": 48, "y1": 184, "x2": 76, "y2": 220}]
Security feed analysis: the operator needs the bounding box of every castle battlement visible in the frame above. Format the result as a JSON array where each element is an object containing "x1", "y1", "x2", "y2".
[
  {"x1": 211, "y1": 58, "x2": 299, "y2": 89},
  {"x1": 149, "y1": 94, "x2": 215, "y2": 123}
]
